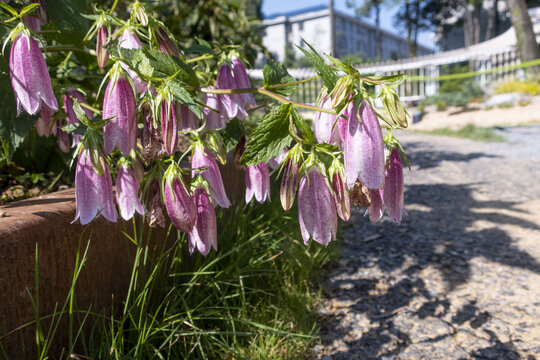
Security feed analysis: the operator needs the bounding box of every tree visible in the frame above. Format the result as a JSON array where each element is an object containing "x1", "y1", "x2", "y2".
[
  {"x1": 346, "y1": 0, "x2": 385, "y2": 59},
  {"x1": 506, "y1": 0, "x2": 540, "y2": 74},
  {"x1": 393, "y1": 0, "x2": 431, "y2": 57}
]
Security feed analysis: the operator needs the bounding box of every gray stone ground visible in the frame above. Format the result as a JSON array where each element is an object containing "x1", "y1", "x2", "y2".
[{"x1": 314, "y1": 125, "x2": 540, "y2": 360}]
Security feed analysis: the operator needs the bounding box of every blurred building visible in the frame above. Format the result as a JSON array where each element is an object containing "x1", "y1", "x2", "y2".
[{"x1": 261, "y1": 4, "x2": 432, "y2": 64}]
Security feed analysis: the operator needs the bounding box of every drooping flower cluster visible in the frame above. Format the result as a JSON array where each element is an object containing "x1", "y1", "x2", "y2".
[{"x1": 4, "y1": 0, "x2": 410, "y2": 257}]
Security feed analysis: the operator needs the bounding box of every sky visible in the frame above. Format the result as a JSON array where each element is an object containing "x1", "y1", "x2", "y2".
[{"x1": 261, "y1": 0, "x2": 435, "y2": 49}]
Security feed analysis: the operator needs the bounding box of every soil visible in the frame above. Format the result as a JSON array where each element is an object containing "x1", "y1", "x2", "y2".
[{"x1": 314, "y1": 124, "x2": 540, "y2": 359}]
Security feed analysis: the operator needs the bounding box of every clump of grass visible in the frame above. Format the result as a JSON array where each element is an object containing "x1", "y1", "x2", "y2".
[
  {"x1": 4, "y1": 189, "x2": 339, "y2": 359},
  {"x1": 418, "y1": 124, "x2": 504, "y2": 142}
]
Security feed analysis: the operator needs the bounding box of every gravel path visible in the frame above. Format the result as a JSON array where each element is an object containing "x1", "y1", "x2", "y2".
[{"x1": 315, "y1": 125, "x2": 540, "y2": 360}]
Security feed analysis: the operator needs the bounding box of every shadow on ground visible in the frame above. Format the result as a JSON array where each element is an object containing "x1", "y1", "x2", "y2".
[{"x1": 318, "y1": 144, "x2": 540, "y2": 359}]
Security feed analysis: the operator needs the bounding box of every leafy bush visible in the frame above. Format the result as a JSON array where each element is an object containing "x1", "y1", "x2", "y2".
[
  {"x1": 419, "y1": 81, "x2": 483, "y2": 109},
  {"x1": 494, "y1": 80, "x2": 540, "y2": 96}
]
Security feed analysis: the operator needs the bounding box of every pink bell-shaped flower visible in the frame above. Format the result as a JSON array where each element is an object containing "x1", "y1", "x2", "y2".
[
  {"x1": 9, "y1": 31, "x2": 58, "y2": 115},
  {"x1": 160, "y1": 99, "x2": 178, "y2": 155},
  {"x1": 116, "y1": 164, "x2": 145, "y2": 220},
  {"x1": 73, "y1": 149, "x2": 118, "y2": 225},
  {"x1": 344, "y1": 100, "x2": 385, "y2": 190},
  {"x1": 367, "y1": 188, "x2": 384, "y2": 223},
  {"x1": 55, "y1": 118, "x2": 70, "y2": 153},
  {"x1": 231, "y1": 57, "x2": 255, "y2": 106},
  {"x1": 383, "y1": 148, "x2": 407, "y2": 224},
  {"x1": 35, "y1": 103, "x2": 57, "y2": 137},
  {"x1": 245, "y1": 162, "x2": 271, "y2": 204},
  {"x1": 188, "y1": 186, "x2": 217, "y2": 256},
  {"x1": 179, "y1": 104, "x2": 198, "y2": 131},
  {"x1": 280, "y1": 158, "x2": 298, "y2": 211},
  {"x1": 191, "y1": 144, "x2": 231, "y2": 208},
  {"x1": 203, "y1": 91, "x2": 227, "y2": 129},
  {"x1": 64, "y1": 89, "x2": 93, "y2": 147},
  {"x1": 118, "y1": 29, "x2": 147, "y2": 94},
  {"x1": 268, "y1": 147, "x2": 288, "y2": 170},
  {"x1": 216, "y1": 63, "x2": 247, "y2": 120},
  {"x1": 96, "y1": 25, "x2": 109, "y2": 69},
  {"x1": 329, "y1": 160, "x2": 350, "y2": 222},
  {"x1": 103, "y1": 72, "x2": 137, "y2": 155},
  {"x1": 298, "y1": 166, "x2": 337, "y2": 246},
  {"x1": 163, "y1": 164, "x2": 197, "y2": 232},
  {"x1": 314, "y1": 96, "x2": 341, "y2": 146}
]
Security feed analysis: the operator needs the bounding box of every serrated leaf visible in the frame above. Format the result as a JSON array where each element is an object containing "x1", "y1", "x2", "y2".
[
  {"x1": 291, "y1": 108, "x2": 314, "y2": 145},
  {"x1": 263, "y1": 60, "x2": 296, "y2": 96},
  {"x1": 222, "y1": 118, "x2": 244, "y2": 152},
  {"x1": 118, "y1": 48, "x2": 199, "y2": 87},
  {"x1": 362, "y1": 74, "x2": 404, "y2": 86},
  {"x1": 296, "y1": 40, "x2": 338, "y2": 91},
  {"x1": 44, "y1": 0, "x2": 88, "y2": 44},
  {"x1": 167, "y1": 80, "x2": 203, "y2": 119},
  {"x1": 325, "y1": 53, "x2": 359, "y2": 76},
  {"x1": 241, "y1": 104, "x2": 293, "y2": 166}
]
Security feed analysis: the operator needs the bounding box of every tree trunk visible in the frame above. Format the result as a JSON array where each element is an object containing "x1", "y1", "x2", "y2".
[
  {"x1": 485, "y1": 0, "x2": 497, "y2": 41},
  {"x1": 473, "y1": 1, "x2": 482, "y2": 44},
  {"x1": 464, "y1": 1, "x2": 474, "y2": 47},
  {"x1": 506, "y1": 0, "x2": 540, "y2": 74}
]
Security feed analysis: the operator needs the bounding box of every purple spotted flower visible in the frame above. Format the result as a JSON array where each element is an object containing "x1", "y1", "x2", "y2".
[
  {"x1": 55, "y1": 118, "x2": 70, "y2": 153},
  {"x1": 367, "y1": 188, "x2": 384, "y2": 223},
  {"x1": 116, "y1": 164, "x2": 145, "y2": 220},
  {"x1": 203, "y1": 91, "x2": 227, "y2": 129},
  {"x1": 163, "y1": 164, "x2": 197, "y2": 232},
  {"x1": 298, "y1": 167, "x2": 337, "y2": 246},
  {"x1": 103, "y1": 73, "x2": 137, "y2": 155},
  {"x1": 231, "y1": 57, "x2": 255, "y2": 106},
  {"x1": 330, "y1": 161, "x2": 350, "y2": 222},
  {"x1": 64, "y1": 89, "x2": 93, "y2": 147},
  {"x1": 191, "y1": 145, "x2": 231, "y2": 208},
  {"x1": 118, "y1": 29, "x2": 147, "y2": 93},
  {"x1": 314, "y1": 96, "x2": 341, "y2": 146},
  {"x1": 383, "y1": 149, "x2": 407, "y2": 224},
  {"x1": 245, "y1": 162, "x2": 271, "y2": 204},
  {"x1": 179, "y1": 104, "x2": 198, "y2": 131},
  {"x1": 73, "y1": 149, "x2": 118, "y2": 225},
  {"x1": 35, "y1": 103, "x2": 56, "y2": 137},
  {"x1": 9, "y1": 31, "x2": 58, "y2": 115},
  {"x1": 216, "y1": 63, "x2": 247, "y2": 120},
  {"x1": 188, "y1": 187, "x2": 217, "y2": 256},
  {"x1": 344, "y1": 100, "x2": 385, "y2": 190}
]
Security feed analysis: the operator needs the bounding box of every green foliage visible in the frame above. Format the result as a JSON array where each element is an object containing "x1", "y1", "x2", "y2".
[
  {"x1": 7, "y1": 191, "x2": 338, "y2": 359},
  {"x1": 296, "y1": 41, "x2": 338, "y2": 91},
  {"x1": 418, "y1": 124, "x2": 505, "y2": 142},
  {"x1": 241, "y1": 104, "x2": 293, "y2": 166},
  {"x1": 419, "y1": 81, "x2": 483, "y2": 108},
  {"x1": 263, "y1": 60, "x2": 296, "y2": 96},
  {"x1": 43, "y1": 0, "x2": 89, "y2": 44},
  {"x1": 494, "y1": 80, "x2": 540, "y2": 95}
]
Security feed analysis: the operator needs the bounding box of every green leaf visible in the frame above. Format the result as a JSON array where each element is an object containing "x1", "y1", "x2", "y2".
[
  {"x1": 325, "y1": 53, "x2": 359, "y2": 76},
  {"x1": 263, "y1": 60, "x2": 296, "y2": 96},
  {"x1": 296, "y1": 40, "x2": 338, "y2": 91},
  {"x1": 44, "y1": 0, "x2": 89, "y2": 44},
  {"x1": 291, "y1": 108, "x2": 314, "y2": 145},
  {"x1": 362, "y1": 74, "x2": 405, "y2": 86},
  {"x1": 167, "y1": 80, "x2": 203, "y2": 119},
  {"x1": 241, "y1": 104, "x2": 293, "y2": 166},
  {"x1": 118, "y1": 48, "x2": 199, "y2": 87},
  {"x1": 0, "y1": 2, "x2": 19, "y2": 17},
  {"x1": 222, "y1": 118, "x2": 244, "y2": 153}
]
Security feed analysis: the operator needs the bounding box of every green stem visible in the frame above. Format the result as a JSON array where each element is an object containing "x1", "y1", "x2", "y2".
[
  {"x1": 199, "y1": 87, "x2": 336, "y2": 114},
  {"x1": 109, "y1": 0, "x2": 119, "y2": 15},
  {"x1": 266, "y1": 75, "x2": 319, "y2": 89},
  {"x1": 186, "y1": 54, "x2": 215, "y2": 63},
  {"x1": 80, "y1": 102, "x2": 102, "y2": 115}
]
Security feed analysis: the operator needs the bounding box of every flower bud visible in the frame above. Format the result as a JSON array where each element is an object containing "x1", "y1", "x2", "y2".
[
  {"x1": 344, "y1": 100, "x2": 385, "y2": 190},
  {"x1": 116, "y1": 164, "x2": 145, "y2": 220},
  {"x1": 329, "y1": 160, "x2": 350, "y2": 222},
  {"x1": 160, "y1": 100, "x2": 178, "y2": 155},
  {"x1": 103, "y1": 73, "x2": 137, "y2": 155},
  {"x1": 163, "y1": 164, "x2": 197, "y2": 232},
  {"x1": 155, "y1": 26, "x2": 179, "y2": 58},
  {"x1": 280, "y1": 159, "x2": 298, "y2": 211},
  {"x1": 22, "y1": 16, "x2": 41, "y2": 32},
  {"x1": 381, "y1": 85, "x2": 409, "y2": 128},
  {"x1": 383, "y1": 148, "x2": 407, "y2": 224},
  {"x1": 73, "y1": 149, "x2": 118, "y2": 225},
  {"x1": 245, "y1": 162, "x2": 271, "y2": 204},
  {"x1": 191, "y1": 144, "x2": 231, "y2": 208},
  {"x1": 188, "y1": 187, "x2": 217, "y2": 256},
  {"x1": 298, "y1": 167, "x2": 337, "y2": 246},
  {"x1": 10, "y1": 31, "x2": 58, "y2": 115},
  {"x1": 329, "y1": 75, "x2": 355, "y2": 109},
  {"x1": 96, "y1": 26, "x2": 109, "y2": 69},
  {"x1": 56, "y1": 118, "x2": 70, "y2": 154},
  {"x1": 132, "y1": 1, "x2": 149, "y2": 26}
]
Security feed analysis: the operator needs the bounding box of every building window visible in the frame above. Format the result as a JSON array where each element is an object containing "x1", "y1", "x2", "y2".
[{"x1": 298, "y1": 21, "x2": 304, "y2": 31}]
